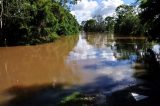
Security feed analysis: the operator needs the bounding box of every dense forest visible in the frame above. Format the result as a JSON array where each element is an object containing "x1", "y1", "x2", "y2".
[
  {"x1": 0, "y1": 0, "x2": 159, "y2": 45},
  {"x1": 82, "y1": 4, "x2": 141, "y2": 34},
  {"x1": 82, "y1": 0, "x2": 160, "y2": 41},
  {"x1": 0, "y1": 0, "x2": 79, "y2": 46}
]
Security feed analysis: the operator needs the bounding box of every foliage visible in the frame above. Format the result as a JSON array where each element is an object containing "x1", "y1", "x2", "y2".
[
  {"x1": 59, "y1": 92, "x2": 96, "y2": 105},
  {"x1": 83, "y1": 15, "x2": 106, "y2": 32},
  {"x1": 0, "y1": 0, "x2": 79, "y2": 46},
  {"x1": 114, "y1": 4, "x2": 142, "y2": 35},
  {"x1": 83, "y1": 19, "x2": 97, "y2": 32},
  {"x1": 138, "y1": 0, "x2": 160, "y2": 41},
  {"x1": 94, "y1": 15, "x2": 106, "y2": 32},
  {"x1": 60, "y1": 92, "x2": 80, "y2": 104},
  {"x1": 82, "y1": 2, "x2": 160, "y2": 40},
  {"x1": 105, "y1": 16, "x2": 115, "y2": 33},
  {"x1": 82, "y1": 5, "x2": 142, "y2": 36}
]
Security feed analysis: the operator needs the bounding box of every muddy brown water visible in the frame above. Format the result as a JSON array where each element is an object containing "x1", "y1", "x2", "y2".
[{"x1": 0, "y1": 32, "x2": 147, "y2": 104}]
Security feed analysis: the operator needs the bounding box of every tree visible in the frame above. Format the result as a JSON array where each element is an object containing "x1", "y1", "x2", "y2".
[
  {"x1": 53, "y1": 0, "x2": 79, "y2": 9},
  {"x1": 105, "y1": 16, "x2": 115, "y2": 33},
  {"x1": 83, "y1": 15, "x2": 106, "y2": 32},
  {"x1": 83, "y1": 19, "x2": 96, "y2": 32},
  {"x1": 1, "y1": 0, "x2": 31, "y2": 45},
  {"x1": 0, "y1": 0, "x2": 79, "y2": 46},
  {"x1": 138, "y1": 0, "x2": 160, "y2": 40},
  {"x1": 114, "y1": 4, "x2": 142, "y2": 35},
  {"x1": 93, "y1": 15, "x2": 106, "y2": 32}
]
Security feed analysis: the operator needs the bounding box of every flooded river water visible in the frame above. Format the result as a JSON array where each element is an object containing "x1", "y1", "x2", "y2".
[{"x1": 0, "y1": 32, "x2": 148, "y2": 105}]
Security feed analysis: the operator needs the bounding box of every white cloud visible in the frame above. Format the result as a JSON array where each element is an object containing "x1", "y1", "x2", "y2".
[
  {"x1": 70, "y1": 0, "x2": 124, "y2": 24},
  {"x1": 70, "y1": 0, "x2": 98, "y2": 23},
  {"x1": 93, "y1": 0, "x2": 123, "y2": 18}
]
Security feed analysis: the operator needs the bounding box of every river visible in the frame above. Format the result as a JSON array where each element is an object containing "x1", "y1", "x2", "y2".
[{"x1": 0, "y1": 32, "x2": 149, "y2": 105}]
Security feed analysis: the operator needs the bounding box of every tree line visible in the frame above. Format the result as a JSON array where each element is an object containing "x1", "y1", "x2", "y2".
[
  {"x1": 0, "y1": 0, "x2": 79, "y2": 46},
  {"x1": 82, "y1": 4, "x2": 142, "y2": 35},
  {"x1": 82, "y1": 0, "x2": 160, "y2": 41}
]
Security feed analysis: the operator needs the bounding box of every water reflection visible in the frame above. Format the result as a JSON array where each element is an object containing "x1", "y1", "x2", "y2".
[
  {"x1": 67, "y1": 32, "x2": 147, "y2": 91},
  {"x1": 68, "y1": 32, "x2": 116, "y2": 61},
  {"x1": 0, "y1": 32, "x2": 150, "y2": 105}
]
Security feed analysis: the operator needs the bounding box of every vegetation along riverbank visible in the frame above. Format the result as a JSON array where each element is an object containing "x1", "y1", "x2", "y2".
[{"x1": 0, "y1": 0, "x2": 79, "y2": 46}]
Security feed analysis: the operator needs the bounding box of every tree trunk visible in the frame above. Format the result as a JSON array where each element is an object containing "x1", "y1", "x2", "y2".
[{"x1": 0, "y1": 0, "x2": 3, "y2": 29}]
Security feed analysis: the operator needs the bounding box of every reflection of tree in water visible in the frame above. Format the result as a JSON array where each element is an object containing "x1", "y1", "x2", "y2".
[
  {"x1": 114, "y1": 38, "x2": 147, "y2": 60},
  {"x1": 85, "y1": 32, "x2": 160, "y2": 78},
  {"x1": 85, "y1": 32, "x2": 147, "y2": 61},
  {"x1": 116, "y1": 38, "x2": 160, "y2": 78},
  {"x1": 86, "y1": 32, "x2": 114, "y2": 47},
  {"x1": 140, "y1": 48, "x2": 160, "y2": 77}
]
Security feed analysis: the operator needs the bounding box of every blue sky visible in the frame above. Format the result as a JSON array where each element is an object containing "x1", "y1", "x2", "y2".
[
  {"x1": 123, "y1": 0, "x2": 135, "y2": 4},
  {"x1": 70, "y1": 0, "x2": 136, "y2": 23}
]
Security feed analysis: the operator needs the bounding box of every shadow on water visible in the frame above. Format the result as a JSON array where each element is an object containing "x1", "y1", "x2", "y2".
[
  {"x1": 2, "y1": 75, "x2": 160, "y2": 106},
  {"x1": 1, "y1": 76, "x2": 115, "y2": 106},
  {"x1": 0, "y1": 71, "x2": 146, "y2": 106},
  {"x1": 1, "y1": 83, "x2": 77, "y2": 106},
  {"x1": 0, "y1": 74, "x2": 135, "y2": 106}
]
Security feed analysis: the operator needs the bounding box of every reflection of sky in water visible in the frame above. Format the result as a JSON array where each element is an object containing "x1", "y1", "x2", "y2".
[
  {"x1": 68, "y1": 34, "x2": 116, "y2": 61},
  {"x1": 67, "y1": 33, "x2": 143, "y2": 91}
]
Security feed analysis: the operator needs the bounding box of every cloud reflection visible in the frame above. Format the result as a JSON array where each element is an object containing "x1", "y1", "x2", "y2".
[
  {"x1": 68, "y1": 33, "x2": 116, "y2": 61},
  {"x1": 67, "y1": 32, "x2": 139, "y2": 85}
]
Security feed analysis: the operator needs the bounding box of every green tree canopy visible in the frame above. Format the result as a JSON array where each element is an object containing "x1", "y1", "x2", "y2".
[
  {"x1": 138, "y1": 0, "x2": 160, "y2": 40},
  {"x1": 0, "y1": 0, "x2": 79, "y2": 46},
  {"x1": 83, "y1": 19, "x2": 97, "y2": 32},
  {"x1": 83, "y1": 15, "x2": 106, "y2": 32},
  {"x1": 114, "y1": 4, "x2": 142, "y2": 35},
  {"x1": 105, "y1": 16, "x2": 115, "y2": 33}
]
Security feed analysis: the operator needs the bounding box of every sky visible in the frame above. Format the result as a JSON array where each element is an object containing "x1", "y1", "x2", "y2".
[{"x1": 70, "y1": 0, "x2": 135, "y2": 24}]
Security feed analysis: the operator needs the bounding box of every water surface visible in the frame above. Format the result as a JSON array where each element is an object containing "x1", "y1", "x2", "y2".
[{"x1": 0, "y1": 32, "x2": 147, "y2": 104}]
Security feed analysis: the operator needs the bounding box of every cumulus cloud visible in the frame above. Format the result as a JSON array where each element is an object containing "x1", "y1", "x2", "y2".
[
  {"x1": 70, "y1": 0, "x2": 98, "y2": 23},
  {"x1": 92, "y1": 0, "x2": 124, "y2": 17},
  {"x1": 70, "y1": 0, "x2": 124, "y2": 24}
]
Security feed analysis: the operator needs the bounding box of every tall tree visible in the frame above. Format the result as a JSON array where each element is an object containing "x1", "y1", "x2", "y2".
[
  {"x1": 93, "y1": 15, "x2": 106, "y2": 32},
  {"x1": 83, "y1": 19, "x2": 97, "y2": 32},
  {"x1": 138, "y1": 0, "x2": 160, "y2": 40},
  {"x1": 105, "y1": 16, "x2": 115, "y2": 33},
  {"x1": 114, "y1": 4, "x2": 141, "y2": 35}
]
